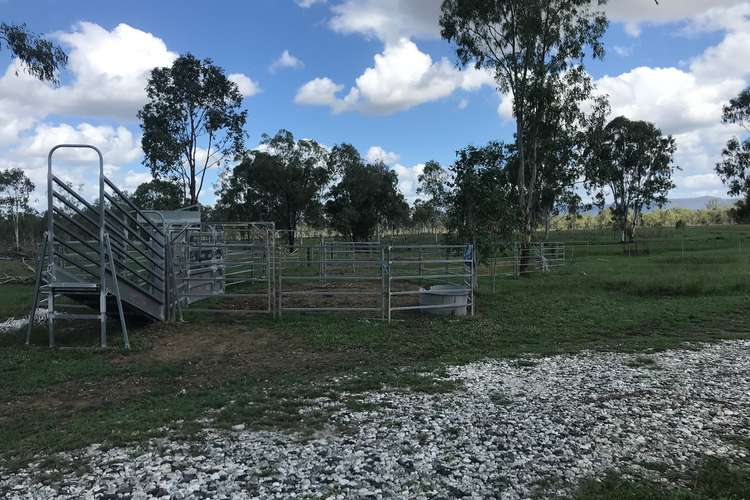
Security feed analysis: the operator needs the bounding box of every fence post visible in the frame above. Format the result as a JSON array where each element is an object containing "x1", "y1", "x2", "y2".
[
  {"x1": 380, "y1": 245, "x2": 386, "y2": 321},
  {"x1": 387, "y1": 246, "x2": 392, "y2": 323},
  {"x1": 470, "y1": 243, "x2": 476, "y2": 317},
  {"x1": 319, "y1": 235, "x2": 325, "y2": 284},
  {"x1": 472, "y1": 242, "x2": 478, "y2": 292},
  {"x1": 418, "y1": 248, "x2": 423, "y2": 286},
  {"x1": 491, "y1": 251, "x2": 497, "y2": 294}
]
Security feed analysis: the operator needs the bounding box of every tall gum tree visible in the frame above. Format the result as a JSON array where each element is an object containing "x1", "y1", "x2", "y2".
[
  {"x1": 439, "y1": 0, "x2": 608, "y2": 254},
  {"x1": 584, "y1": 116, "x2": 678, "y2": 242},
  {"x1": 215, "y1": 130, "x2": 330, "y2": 247},
  {"x1": 139, "y1": 54, "x2": 247, "y2": 206},
  {"x1": 716, "y1": 87, "x2": 750, "y2": 222},
  {"x1": 0, "y1": 168, "x2": 35, "y2": 251}
]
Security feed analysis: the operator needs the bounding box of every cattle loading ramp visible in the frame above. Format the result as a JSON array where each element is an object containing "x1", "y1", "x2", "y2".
[{"x1": 25, "y1": 145, "x2": 276, "y2": 350}]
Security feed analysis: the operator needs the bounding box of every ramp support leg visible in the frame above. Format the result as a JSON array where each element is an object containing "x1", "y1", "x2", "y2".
[
  {"x1": 26, "y1": 232, "x2": 48, "y2": 345},
  {"x1": 105, "y1": 233, "x2": 130, "y2": 351}
]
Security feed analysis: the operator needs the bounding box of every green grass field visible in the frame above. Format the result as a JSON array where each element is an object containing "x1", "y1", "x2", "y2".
[{"x1": 1, "y1": 225, "x2": 749, "y2": 498}]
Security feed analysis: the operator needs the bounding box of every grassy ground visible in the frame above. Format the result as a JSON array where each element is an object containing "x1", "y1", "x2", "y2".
[
  {"x1": 0, "y1": 259, "x2": 34, "y2": 318},
  {"x1": 0, "y1": 225, "x2": 749, "y2": 498}
]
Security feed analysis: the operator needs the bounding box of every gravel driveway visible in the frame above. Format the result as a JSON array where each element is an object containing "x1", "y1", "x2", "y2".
[{"x1": 3, "y1": 341, "x2": 749, "y2": 499}]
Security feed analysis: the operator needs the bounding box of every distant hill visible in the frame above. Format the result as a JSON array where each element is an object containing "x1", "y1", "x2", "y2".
[
  {"x1": 658, "y1": 196, "x2": 736, "y2": 211},
  {"x1": 583, "y1": 196, "x2": 737, "y2": 214}
]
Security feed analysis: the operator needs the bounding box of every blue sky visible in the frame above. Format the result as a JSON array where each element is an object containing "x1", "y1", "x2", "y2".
[{"x1": 1, "y1": 0, "x2": 749, "y2": 208}]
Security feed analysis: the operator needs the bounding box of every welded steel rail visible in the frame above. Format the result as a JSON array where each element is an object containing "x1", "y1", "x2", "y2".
[
  {"x1": 26, "y1": 144, "x2": 167, "y2": 349},
  {"x1": 386, "y1": 244, "x2": 475, "y2": 322}
]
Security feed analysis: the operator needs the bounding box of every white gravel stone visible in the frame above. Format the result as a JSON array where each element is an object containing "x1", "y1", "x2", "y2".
[{"x1": 1, "y1": 341, "x2": 749, "y2": 499}]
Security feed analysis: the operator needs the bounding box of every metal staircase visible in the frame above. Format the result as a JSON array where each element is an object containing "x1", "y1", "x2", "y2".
[{"x1": 26, "y1": 144, "x2": 168, "y2": 350}]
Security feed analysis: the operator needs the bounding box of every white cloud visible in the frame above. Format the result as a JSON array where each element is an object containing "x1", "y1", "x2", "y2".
[
  {"x1": 295, "y1": 77, "x2": 345, "y2": 106},
  {"x1": 393, "y1": 162, "x2": 425, "y2": 203},
  {"x1": 690, "y1": 20, "x2": 750, "y2": 81},
  {"x1": 124, "y1": 170, "x2": 154, "y2": 192},
  {"x1": 613, "y1": 45, "x2": 633, "y2": 57},
  {"x1": 623, "y1": 22, "x2": 642, "y2": 37},
  {"x1": 295, "y1": 0, "x2": 326, "y2": 7},
  {"x1": 269, "y1": 50, "x2": 304, "y2": 73},
  {"x1": 605, "y1": 0, "x2": 748, "y2": 36},
  {"x1": 458, "y1": 98, "x2": 469, "y2": 110},
  {"x1": 0, "y1": 22, "x2": 256, "y2": 208},
  {"x1": 596, "y1": 66, "x2": 744, "y2": 135},
  {"x1": 0, "y1": 22, "x2": 259, "y2": 143},
  {"x1": 594, "y1": 5, "x2": 750, "y2": 197},
  {"x1": 329, "y1": 0, "x2": 441, "y2": 43},
  {"x1": 365, "y1": 146, "x2": 400, "y2": 165},
  {"x1": 1, "y1": 122, "x2": 146, "y2": 207},
  {"x1": 497, "y1": 92, "x2": 514, "y2": 121},
  {"x1": 296, "y1": 39, "x2": 494, "y2": 114},
  {"x1": 228, "y1": 73, "x2": 261, "y2": 97},
  {"x1": 685, "y1": 3, "x2": 750, "y2": 33},
  {"x1": 52, "y1": 22, "x2": 178, "y2": 119},
  {"x1": 679, "y1": 173, "x2": 725, "y2": 191},
  {"x1": 18, "y1": 123, "x2": 141, "y2": 165},
  {"x1": 0, "y1": 22, "x2": 178, "y2": 147},
  {"x1": 605, "y1": 0, "x2": 747, "y2": 25},
  {"x1": 325, "y1": 0, "x2": 746, "y2": 42}
]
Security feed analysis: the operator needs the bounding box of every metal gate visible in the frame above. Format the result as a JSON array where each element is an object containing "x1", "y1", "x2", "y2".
[
  {"x1": 277, "y1": 239, "x2": 384, "y2": 315},
  {"x1": 170, "y1": 223, "x2": 275, "y2": 316}
]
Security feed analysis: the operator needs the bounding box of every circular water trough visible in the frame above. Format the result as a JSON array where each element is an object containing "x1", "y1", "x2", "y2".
[{"x1": 419, "y1": 284, "x2": 469, "y2": 316}]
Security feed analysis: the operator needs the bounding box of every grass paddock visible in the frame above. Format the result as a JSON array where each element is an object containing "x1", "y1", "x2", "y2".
[{"x1": 1, "y1": 225, "x2": 749, "y2": 497}]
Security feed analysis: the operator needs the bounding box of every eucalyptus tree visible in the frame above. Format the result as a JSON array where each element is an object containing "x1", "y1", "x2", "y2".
[
  {"x1": 139, "y1": 54, "x2": 247, "y2": 205},
  {"x1": 584, "y1": 116, "x2": 678, "y2": 242},
  {"x1": 446, "y1": 142, "x2": 520, "y2": 256},
  {"x1": 716, "y1": 88, "x2": 750, "y2": 206},
  {"x1": 131, "y1": 179, "x2": 184, "y2": 211},
  {"x1": 416, "y1": 160, "x2": 448, "y2": 232},
  {"x1": 0, "y1": 168, "x2": 35, "y2": 251},
  {"x1": 0, "y1": 22, "x2": 67, "y2": 84},
  {"x1": 716, "y1": 87, "x2": 750, "y2": 223},
  {"x1": 215, "y1": 130, "x2": 330, "y2": 247},
  {"x1": 325, "y1": 144, "x2": 409, "y2": 241},
  {"x1": 440, "y1": 0, "x2": 608, "y2": 249}
]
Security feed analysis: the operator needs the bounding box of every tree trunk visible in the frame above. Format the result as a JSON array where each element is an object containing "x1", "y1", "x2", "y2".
[
  {"x1": 515, "y1": 113, "x2": 532, "y2": 276},
  {"x1": 189, "y1": 174, "x2": 197, "y2": 205},
  {"x1": 287, "y1": 229, "x2": 295, "y2": 250},
  {"x1": 14, "y1": 210, "x2": 20, "y2": 252}
]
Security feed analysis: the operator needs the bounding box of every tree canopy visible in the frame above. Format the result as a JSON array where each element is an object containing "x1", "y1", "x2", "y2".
[
  {"x1": 131, "y1": 179, "x2": 185, "y2": 211},
  {"x1": 584, "y1": 115, "x2": 678, "y2": 242},
  {"x1": 215, "y1": 129, "x2": 330, "y2": 245},
  {"x1": 0, "y1": 22, "x2": 68, "y2": 84},
  {"x1": 0, "y1": 168, "x2": 35, "y2": 251},
  {"x1": 325, "y1": 144, "x2": 409, "y2": 241},
  {"x1": 446, "y1": 142, "x2": 520, "y2": 255},
  {"x1": 716, "y1": 87, "x2": 750, "y2": 199},
  {"x1": 440, "y1": 0, "x2": 608, "y2": 247},
  {"x1": 138, "y1": 53, "x2": 247, "y2": 205}
]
